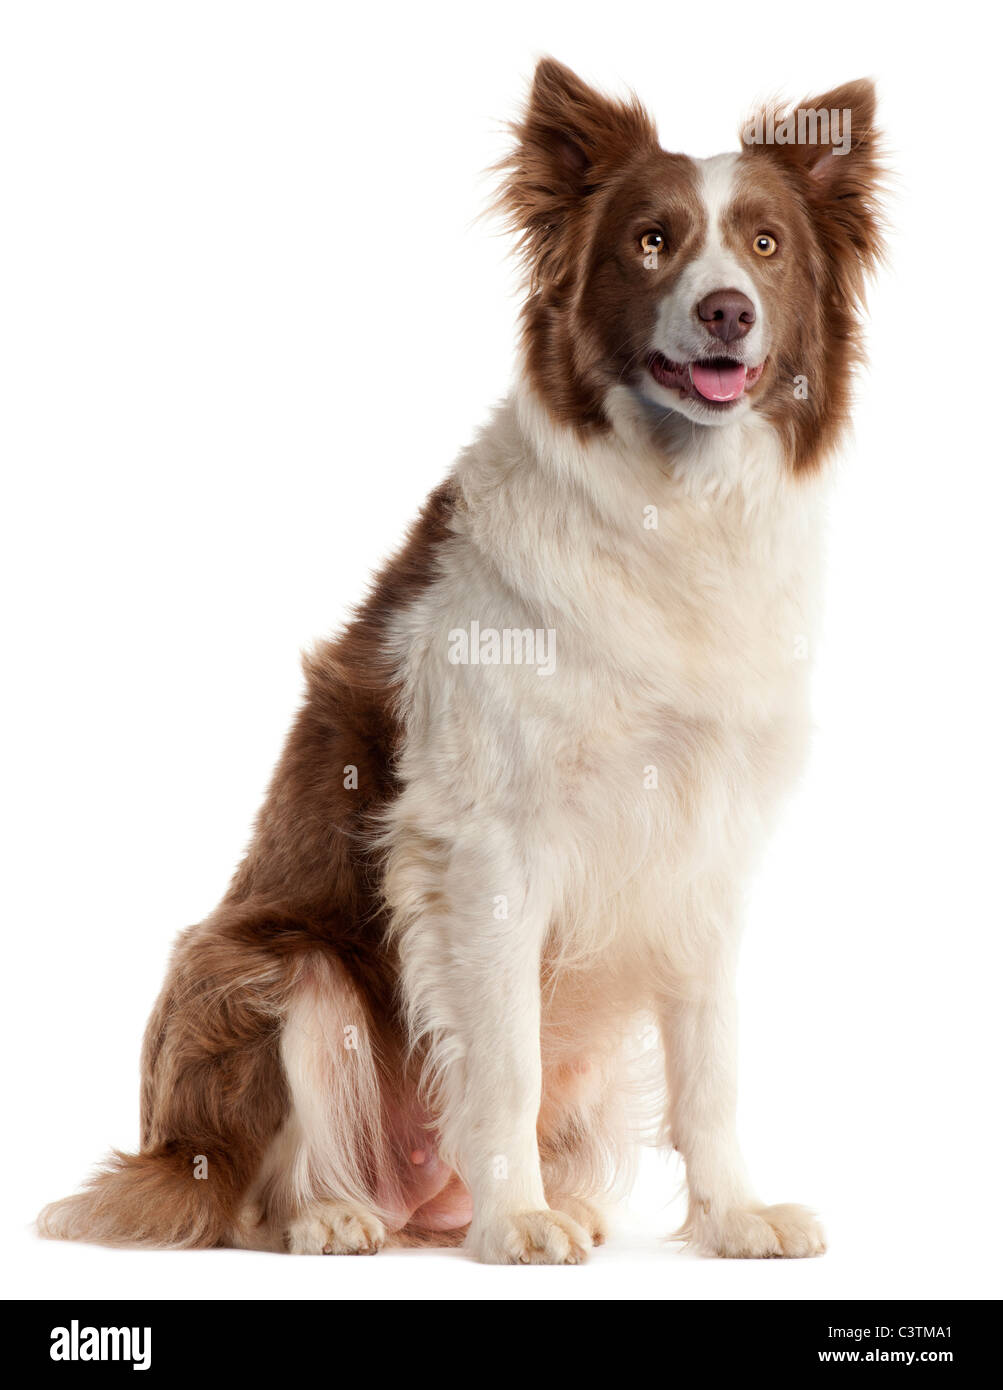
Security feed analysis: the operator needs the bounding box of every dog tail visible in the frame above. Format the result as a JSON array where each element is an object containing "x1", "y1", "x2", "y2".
[{"x1": 37, "y1": 1147, "x2": 232, "y2": 1249}]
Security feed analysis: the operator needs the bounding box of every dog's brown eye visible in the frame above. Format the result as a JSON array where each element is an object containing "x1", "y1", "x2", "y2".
[
  {"x1": 640, "y1": 230, "x2": 664, "y2": 254},
  {"x1": 753, "y1": 233, "x2": 778, "y2": 257}
]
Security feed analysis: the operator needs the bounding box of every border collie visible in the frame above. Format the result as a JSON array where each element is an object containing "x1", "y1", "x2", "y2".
[{"x1": 40, "y1": 59, "x2": 884, "y2": 1263}]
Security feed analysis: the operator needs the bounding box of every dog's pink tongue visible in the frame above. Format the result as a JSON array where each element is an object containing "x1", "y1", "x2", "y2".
[{"x1": 690, "y1": 361, "x2": 747, "y2": 402}]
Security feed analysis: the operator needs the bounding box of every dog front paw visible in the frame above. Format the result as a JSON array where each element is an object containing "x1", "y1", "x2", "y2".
[
  {"x1": 285, "y1": 1201, "x2": 386, "y2": 1255},
  {"x1": 468, "y1": 1208, "x2": 591, "y2": 1264},
  {"x1": 689, "y1": 1201, "x2": 825, "y2": 1259}
]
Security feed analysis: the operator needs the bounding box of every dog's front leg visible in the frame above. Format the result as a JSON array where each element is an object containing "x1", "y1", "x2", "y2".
[
  {"x1": 455, "y1": 915, "x2": 591, "y2": 1265},
  {"x1": 661, "y1": 942, "x2": 826, "y2": 1259},
  {"x1": 397, "y1": 838, "x2": 590, "y2": 1265}
]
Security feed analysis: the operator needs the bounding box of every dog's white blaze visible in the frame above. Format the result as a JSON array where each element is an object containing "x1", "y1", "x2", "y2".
[{"x1": 692, "y1": 153, "x2": 764, "y2": 321}]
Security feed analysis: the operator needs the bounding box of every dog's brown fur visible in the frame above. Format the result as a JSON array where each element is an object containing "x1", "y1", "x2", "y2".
[
  {"x1": 738, "y1": 80, "x2": 885, "y2": 470},
  {"x1": 41, "y1": 483, "x2": 460, "y2": 1248}
]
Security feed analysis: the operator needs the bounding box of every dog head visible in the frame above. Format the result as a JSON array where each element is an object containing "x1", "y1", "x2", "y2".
[{"x1": 497, "y1": 59, "x2": 885, "y2": 471}]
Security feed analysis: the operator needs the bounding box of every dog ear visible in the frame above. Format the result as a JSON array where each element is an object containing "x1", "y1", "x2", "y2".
[
  {"x1": 496, "y1": 57, "x2": 657, "y2": 288},
  {"x1": 742, "y1": 80, "x2": 886, "y2": 286}
]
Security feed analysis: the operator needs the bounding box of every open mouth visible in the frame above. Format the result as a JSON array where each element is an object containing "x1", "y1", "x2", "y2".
[{"x1": 648, "y1": 353, "x2": 765, "y2": 406}]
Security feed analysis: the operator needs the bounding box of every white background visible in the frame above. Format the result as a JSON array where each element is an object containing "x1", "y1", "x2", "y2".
[{"x1": 2, "y1": 0, "x2": 1001, "y2": 1302}]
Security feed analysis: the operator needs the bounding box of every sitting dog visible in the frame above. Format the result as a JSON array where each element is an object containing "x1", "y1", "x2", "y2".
[{"x1": 40, "y1": 58, "x2": 884, "y2": 1263}]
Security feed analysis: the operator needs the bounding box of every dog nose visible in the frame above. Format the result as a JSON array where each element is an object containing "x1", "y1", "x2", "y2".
[{"x1": 696, "y1": 289, "x2": 756, "y2": 344}]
